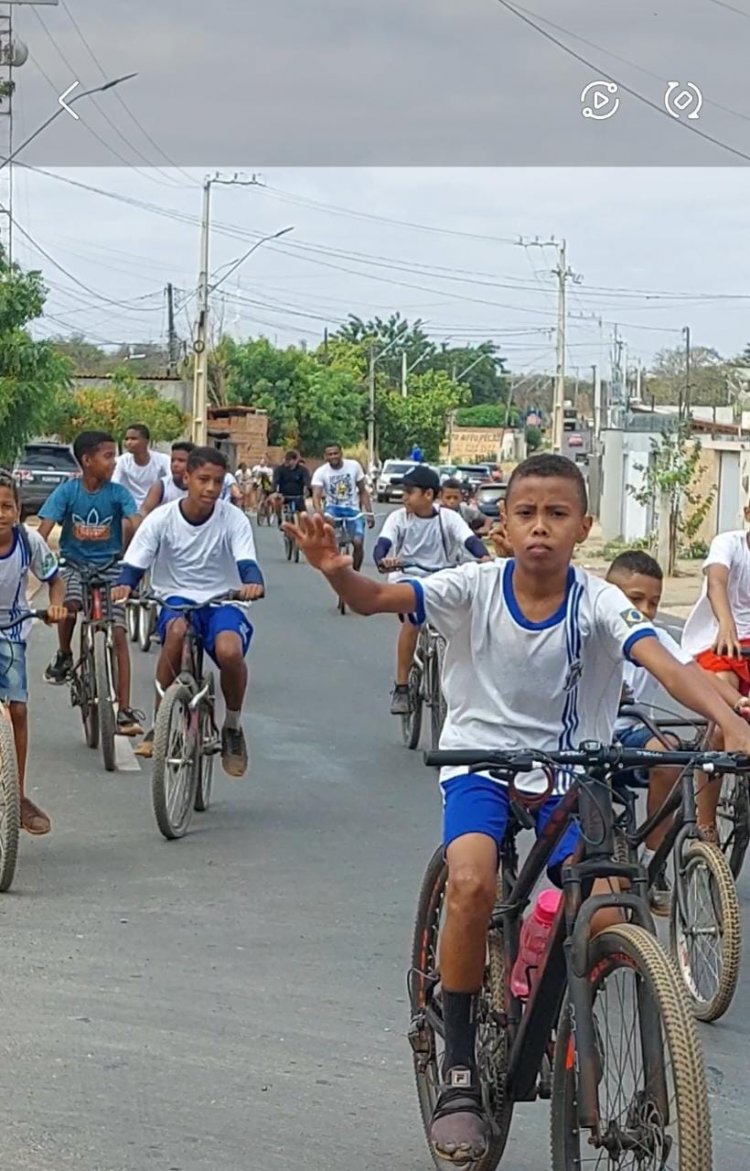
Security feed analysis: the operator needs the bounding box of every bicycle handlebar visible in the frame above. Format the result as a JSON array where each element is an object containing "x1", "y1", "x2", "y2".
[
  {"x1": 139, "y1": 590, "x2": 258, "y2": 611},
  {"x1": 0, "y1": 609, "x2": 51, "y2": 630},
  {"x1": 376, "y1": 561, "x2": 450, "y2": 575},
  {"x1": 423, "y1": 743, "x2": 750, "y2": 774}
]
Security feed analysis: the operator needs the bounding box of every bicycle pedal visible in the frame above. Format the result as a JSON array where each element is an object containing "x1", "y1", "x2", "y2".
[{"x1": 203, "y1": 736, "x2": 221, "y2": 756}]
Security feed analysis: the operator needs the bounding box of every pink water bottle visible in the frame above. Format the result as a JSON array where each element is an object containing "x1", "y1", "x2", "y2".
[{"x1": 510, "y1": 889, "x2": 562, "y2": 1000}]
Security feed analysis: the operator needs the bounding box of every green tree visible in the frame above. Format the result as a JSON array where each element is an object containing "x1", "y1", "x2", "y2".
[
  {"x1": 376, "y1": 370, "x2": 469, "y2": 461},
  {"x1": 524, "y1": 424, "x2": 542, "y2": 452},
  {"x1": 646, "y1": 345, "x2": 729, "y2": 408},
  {"x1": 454, "y1": 403, "x2": 519, "y2": 428},
  {"x1": 53, "y1": 367, "x2": 186, "y2": 446},
  {"x1": 0, "y1": 253, "x2": 72, "y2": 466},
  {"x1": 431, "y1": 341, "x2": 509, "y2": 407}
]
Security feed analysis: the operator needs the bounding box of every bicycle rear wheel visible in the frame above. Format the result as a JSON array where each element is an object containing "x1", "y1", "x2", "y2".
[
  {"x1": 79, "y1": 630, "x2": 99, "y2": 750},
  {"x1": 138, "y1": 603, "x2": 155, "y2": 653},
  {"x1": 94, "y1": 631, "x2": 116, "y2": 773},
  {"x1": 409, "y1": 848, "x2": 513, "y2": 1171},
  {"x1": 401, "y1": 661, "x2": 423, "y2": 749},
  {"x1": 152, "y1": 683, "x2": 198, "y2": 839},
  {"x1": 0, "y1": 705, "x2": 20, "y2": 893},
  {"x1": 429, "y1": 635, "x2": 447, "y2": 751},
  {"x1": 716, "y1": 771, "x2": 750, "y2": 879},
  {"x1": 551, "y1": 922, "x2": 712, "y2": 1171},
  {"x1": 670, "y1": 839, "x2": 741, "y2": 1022}
]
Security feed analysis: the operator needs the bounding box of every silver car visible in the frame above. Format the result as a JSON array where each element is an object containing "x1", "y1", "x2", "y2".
[{"x1": 376, "y1": 460, "x2": 418, "y2": 502}]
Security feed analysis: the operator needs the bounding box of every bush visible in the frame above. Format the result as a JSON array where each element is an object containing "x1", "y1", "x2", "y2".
[
  {"x1": 524, "y1": 425, "x2": 542, "y2": 452},
  {"x1": 455, "y1": 404, "x2": 517, "y2": 428}
]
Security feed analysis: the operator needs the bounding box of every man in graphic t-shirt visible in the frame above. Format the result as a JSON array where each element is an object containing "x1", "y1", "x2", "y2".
[{"x1": 311, "y1": 442, "x2": 374, "y2": 570}]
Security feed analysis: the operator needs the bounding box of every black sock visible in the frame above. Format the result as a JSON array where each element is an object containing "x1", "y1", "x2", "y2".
[{"x1": 442, "y1": 990, "x2": 478, "y2": 1076}]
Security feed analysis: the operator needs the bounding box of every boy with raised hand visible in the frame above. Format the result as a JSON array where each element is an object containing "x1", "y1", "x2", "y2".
[
  {"x1": 38, "y1": 430, "x2": 143, "y2": 737},
  {"x1": 113, "y1": 446, "x2": 264, "y2": 777},
  {"x1": 375, "y1": 465, "x2": 489, "y2": 716},
  {"x1": 285, "y1": 453, "x2": 750, "y2": 1164}
]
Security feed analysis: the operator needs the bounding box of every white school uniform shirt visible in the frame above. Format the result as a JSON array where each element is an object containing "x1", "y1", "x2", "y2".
[
  {"x1": 123, "y1": 499, "x2": 259, "y2": 606},
  {"x1": 380, "y1": 507, "x2": 476, "y2": 576},
  {"x1": 311, "y1": 459, "x2": 365, "y2": 509},
  {"x1": 0, "y1": 527, "x2": 58, "y2": 642},
  {"x1": 112, "y1": 451, "x2": 171, "y2": 510},
  {"x1": 615, "y1": 626, "x2": 692, "y2": 733},
  {"x1": 681, "y1": 530, "x2": 750, "y2": 656},
  {"x1": 411, "y1": 559, "x2": 657, "y2": 792}
]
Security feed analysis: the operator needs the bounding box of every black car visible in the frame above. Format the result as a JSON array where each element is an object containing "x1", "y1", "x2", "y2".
[
  {"x1": 475, "y1": 483, "x2": 506, "y2": 520},
  {"x1": 14, "y1": 442, "x2": 78, "y2": 519}
]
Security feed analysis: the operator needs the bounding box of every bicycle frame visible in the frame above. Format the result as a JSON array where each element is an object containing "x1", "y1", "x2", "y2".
[{"x1": 72, "y1": 571, "x2": 118, "y2": 699}]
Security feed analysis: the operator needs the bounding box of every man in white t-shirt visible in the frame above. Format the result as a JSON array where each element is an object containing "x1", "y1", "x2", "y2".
[
  {"x1": 311, "y1": 442, "x2": 374, "y2": 570},
  {"x1": 114, "y1": 446, "x2": 264, "y2": 778},
  {"x1": 112, "y1": 423, "x2": 171, "y2": 511},
  {"x1": 374, "y1": 465, "x2": 490, "y2": 715},
  {"x1": 286, "y1": 453, "x2": 750, "y2": 1164},
  {"x1": 682, "y1": 523, "x2": 750, "y2": 837}
]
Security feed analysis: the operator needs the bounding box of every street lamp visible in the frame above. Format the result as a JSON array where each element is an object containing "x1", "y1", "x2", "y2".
[{"x1": 190, "y1": 171, "x2": 294, "y2": 444}]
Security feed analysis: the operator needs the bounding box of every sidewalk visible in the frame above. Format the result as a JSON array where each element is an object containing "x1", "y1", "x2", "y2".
[{"x1": 576, "y1": 522, "x2": 701, "y2": 621}]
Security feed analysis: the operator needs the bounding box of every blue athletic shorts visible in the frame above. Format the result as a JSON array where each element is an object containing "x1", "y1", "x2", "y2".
[
  {"x1": 615, "y1": 721, "x2": 677, "y2": 783},
  {"x1": 441, "y1": 772, "x2": 581, "y2": 886},
  {"x1": 157, "y1": 598, "x2": 253, "y2": 664},
  {"x1": 0, "y1": 640, "x2": 27, "y2": 704},
  {"x1": 327, "y1": 505, "x2": 365, "y2": 541}
]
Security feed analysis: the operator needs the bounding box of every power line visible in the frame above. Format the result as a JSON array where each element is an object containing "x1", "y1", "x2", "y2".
[
  {"x1": 59, "y1": 0, "x2": 196, "y2": 185},
  {"x1": 493, "y1": 0, "x2": 750, "y2": 164}
]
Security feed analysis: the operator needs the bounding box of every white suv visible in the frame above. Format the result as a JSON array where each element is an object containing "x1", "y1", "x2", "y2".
[{"x1": 376, "y1": 460, "x2": 418, "y2": 502}]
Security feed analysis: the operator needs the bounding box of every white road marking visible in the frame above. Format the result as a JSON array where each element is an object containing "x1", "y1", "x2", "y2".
[{"x1": 115, "y1": 736, "x2": 141, "y2": 772}]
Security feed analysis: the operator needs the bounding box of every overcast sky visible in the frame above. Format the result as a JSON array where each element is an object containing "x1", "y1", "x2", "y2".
[
  {"x1": 7, "y1": 0, "x2": 750, "y2": 166},
  {"x1": 7, "y1": 165, "x2": 750, "y2": 379}
]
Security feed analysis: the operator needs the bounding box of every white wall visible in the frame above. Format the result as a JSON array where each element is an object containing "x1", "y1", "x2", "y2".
[{"x1": 600, "y1": 428, "x2": 654, "y2": 541}]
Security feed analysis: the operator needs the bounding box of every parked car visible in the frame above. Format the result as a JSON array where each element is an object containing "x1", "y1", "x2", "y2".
[
  {"x1": 475, "y1": 482, "x2": 506, "y2": 520},
  {"x1": 454, "y1": 464, "x2": 493, "y2": 494},
  {"x1": 14, "y1": 441, "x2": 78, "y2": 519},
  {"x1": 437, "y1": 464, "x2": 459, "y2": 483},
  {"x1": 376, "y1": 459, "x2": 417, "y2": 502}
]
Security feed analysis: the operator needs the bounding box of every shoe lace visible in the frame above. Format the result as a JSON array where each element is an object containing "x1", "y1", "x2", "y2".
[{"x1": 120, "y1": 707, "x2": 146, "y2": 722}]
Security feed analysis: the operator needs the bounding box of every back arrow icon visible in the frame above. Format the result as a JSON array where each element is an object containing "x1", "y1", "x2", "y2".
[{"x1": 58, "y1": 81, "x2": 80, "y2": 120}]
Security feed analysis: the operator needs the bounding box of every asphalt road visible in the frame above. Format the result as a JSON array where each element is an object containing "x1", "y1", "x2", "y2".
[{"x1": 3, "y1": 522, "x2": 750, "y2": 1171}]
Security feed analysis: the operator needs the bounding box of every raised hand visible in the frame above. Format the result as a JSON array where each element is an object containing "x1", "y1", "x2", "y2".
[{"x1": 282, "y1": 512, "x2": 353, "y2": 575}]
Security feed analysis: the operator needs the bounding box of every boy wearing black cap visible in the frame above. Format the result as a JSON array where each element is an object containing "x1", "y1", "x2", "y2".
[{"x1": 373, "y1": 465, "x2": 489, "y2": 714}]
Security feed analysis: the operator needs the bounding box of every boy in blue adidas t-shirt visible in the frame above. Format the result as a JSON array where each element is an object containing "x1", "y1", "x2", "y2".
[
  {"x1": 0, "y1": 471, "x2": 67, "y2": 834},
  {"x1": 38, "y1": 430, "x2": 143, "y2": 737}
]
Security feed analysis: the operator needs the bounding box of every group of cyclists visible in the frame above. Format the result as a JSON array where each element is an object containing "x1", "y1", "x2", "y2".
[{"x1": 3, "y1": 425, "x2": 750, "y2": 1165}]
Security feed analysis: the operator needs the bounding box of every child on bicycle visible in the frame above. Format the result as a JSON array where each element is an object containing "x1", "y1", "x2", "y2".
[
  {"x1": 37, "y1": 430, "x2": 143, "y2": 737},
  {"x1": 113, "y1": 446, "x2": 264, "y2": 778},
  {"x1": 0, "y1": 472, "x2": 67, "y2": 835},
  {"x1": 681, "y1": 519, "x2": 750, "y2": 839},
  {"x1": 373, "y1": 465, "x2": 489, "y2": 716},
  {"x1": 285, "y1": 453, "x2": 750, "y2": 1164}
]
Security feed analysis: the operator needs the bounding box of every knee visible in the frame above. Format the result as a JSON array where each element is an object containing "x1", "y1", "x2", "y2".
[
  {"x1": 214, "y1": 636, "x2": 245, "y2": 669},
  {"x1": 164, "y1": 619, "x2": 187, "y2": 646},
  {"x1": 446, "y1": 865, "x2": 496, "y2": 922}
]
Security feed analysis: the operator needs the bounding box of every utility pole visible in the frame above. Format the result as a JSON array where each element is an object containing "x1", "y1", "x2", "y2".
[
  {"x1": 401, "y1": 350, "x2": 407, "y2": 398},
  {"x1": 592, "y1": 363, "x2": 602, "y2": 442},
  {"x1": 191, "y1": 177, "x2": 212, "y2": 445},
  {"x1": 367, "y1": 344, "x2": 376, "y2": 471},
  {"x1": 517, "y1": 237, "x2": 579, "y2": 451},
  {"x1": 683, "y1": 325, "x2": 691, "y2": 421},
  {"x1": 166, "y1": 283, "x2": 179, "y2": 375}
]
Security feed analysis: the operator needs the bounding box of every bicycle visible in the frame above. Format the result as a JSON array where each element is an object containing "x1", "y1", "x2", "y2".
[
  {"x1": 281, "y1": 499, "x2": 303, "y2": 563},
  {"x1": 65, "y1": 557, "x2": 121, "y2": 773},
  {"x1": 149, "y1": 592, "x2": 247, "y2": 840},
  {"x1": 376, "y1": 560, "x2": 448, "y2": 751},
  {"x1": 409, "y1": 741, "x2": 747, "y2": 1171},
  {"x1": 325, "y1": 511, "x2": 371, "y2": 615},
  {"x1": 614, "y1": 702, "x2": 741, "y2": 1022},
  {"x1": 0, "y1": 607, "x2": 53, "y2": 892},
  {"x1": 256, "y1": 491, "x2": 272, "y2": 526},
  {"x1": 126, "y1": 573, "x2": 157, "y2": 653}
]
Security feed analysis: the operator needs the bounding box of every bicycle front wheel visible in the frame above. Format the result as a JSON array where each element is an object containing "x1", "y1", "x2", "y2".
[
  {"x1": 551, "y1": 922, "x2": 712, "y2": 1171},
  {"x1": 94, "y1": 632, "x2": 116, "y2": 772},
  {"x1": 410, "y1": 847, "x2": 513, "y2": 1171},
  {"x1": 670, "y1": 839, "x2": 741, "y2": 1022},
  {"x1": 0, "y1": 705, "x2": 20, "y2": 893},
  {"x1": 138, "y1": 603, "x2": 154, "y2": 653},
  {"x1": 80, "y1": 631, "x2": 99, "y2": 750},
  {"x1": 126, "y1": 602, "x2": 138, "y2": 642},
  {"x1": 152, "y1": 683, "x2": 198, "y2": 839},
  {"x1": 194, "y1": 678, "x2": 216, "y2": 814},
  {"x1": 401, "y1": 661, "x2": 423, "y2": 749}
]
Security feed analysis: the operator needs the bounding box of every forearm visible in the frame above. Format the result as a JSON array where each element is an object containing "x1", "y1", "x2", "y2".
[
  {"x1": 312, "y1": 489, "x2": 324, "y2": 512},
  {"x1": 36, "y1": 520, "x2": 55, "y2": 544},
  {"x1": 707, "y1": 579, "x2": 736, "y2": 629},
  {"x1": 48, "y1": 575, "x2": 66, "y2": 608},
  {"x1": 663, "y1": 660, "x2": 747, "y2": 733},
  {"x1": 322, "y1": 565, "x2": 413, "y2": 615},
  {"x1": 359, "y1": 487, "x2": 373, "y2": 514}
]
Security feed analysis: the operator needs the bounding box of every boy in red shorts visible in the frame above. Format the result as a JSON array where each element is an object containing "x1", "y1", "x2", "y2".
[{"x1": 682, "y1": 521, "x2": 750, "y2": 836}]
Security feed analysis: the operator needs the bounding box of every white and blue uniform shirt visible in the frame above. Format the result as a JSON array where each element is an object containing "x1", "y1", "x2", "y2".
[
  {"x1": 0, "y1": 527, "x2": 58, "y2": 643},
  {"x1": 411, "y1": 559, "x2": 657, "y2": 793}
]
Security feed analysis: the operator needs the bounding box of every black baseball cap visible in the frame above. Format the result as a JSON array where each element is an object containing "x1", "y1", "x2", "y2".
[{"x1": 403, "y1": 465, "x2": 440, "y2": 492}]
